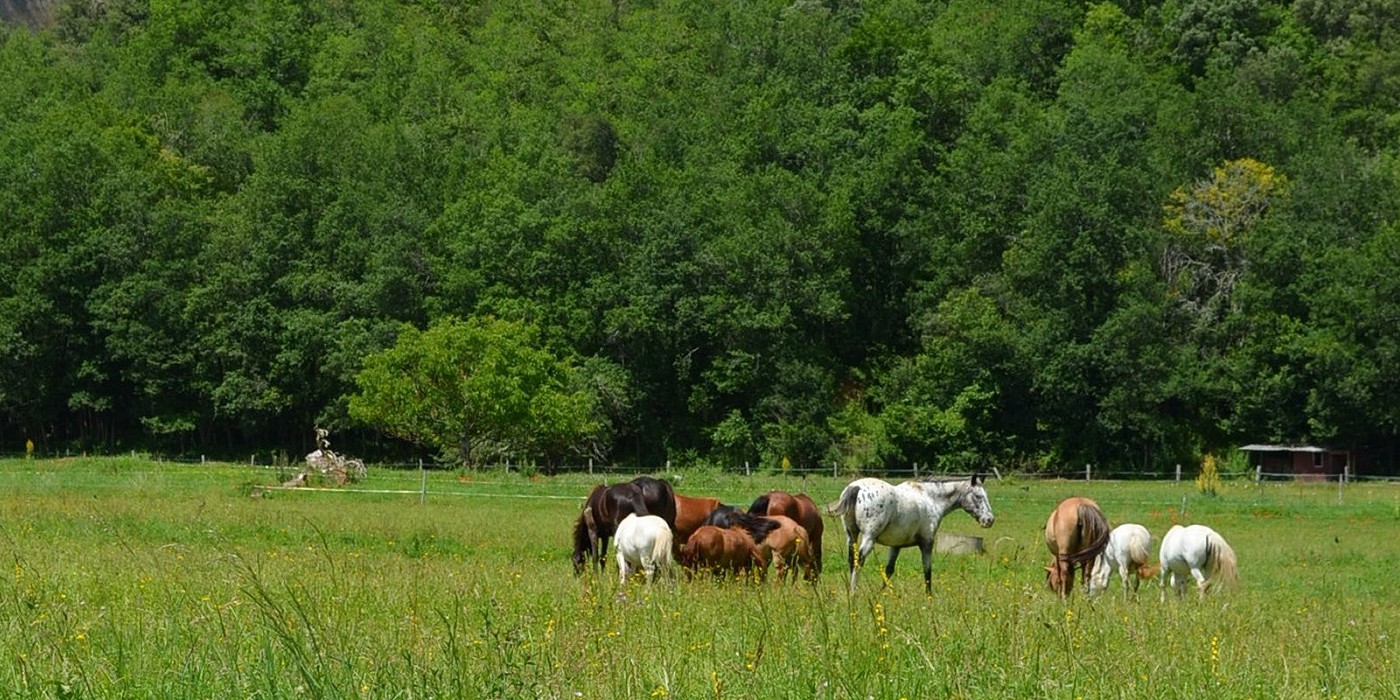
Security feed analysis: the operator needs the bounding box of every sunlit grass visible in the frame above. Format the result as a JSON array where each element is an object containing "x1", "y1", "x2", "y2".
[{"x1": 2, "y1": 458, "x2": 1398, "y2": 698}]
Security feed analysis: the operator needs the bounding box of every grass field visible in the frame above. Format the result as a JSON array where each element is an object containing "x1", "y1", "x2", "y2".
[{"x1": 2, "y1": 457, "x2": 1398, "y2": 699}]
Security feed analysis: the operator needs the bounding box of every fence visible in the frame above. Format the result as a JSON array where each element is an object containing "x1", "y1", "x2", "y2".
[{"x1": 5, "y1": 449, "x2": 1398, "y2": 484}]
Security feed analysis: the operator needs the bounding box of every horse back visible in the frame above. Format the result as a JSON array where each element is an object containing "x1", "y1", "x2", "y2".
[
  {"x1": 674, "y1": 494, "x2": 723, "y2": 544},
  {"x1": 630, "y1": 476, "x2": 678, "y2": 529}
]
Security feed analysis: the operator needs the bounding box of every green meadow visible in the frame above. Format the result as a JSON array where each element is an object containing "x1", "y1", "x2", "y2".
[{"x1": 2, "y1": 458, "x2": 1398, "y2": 699}]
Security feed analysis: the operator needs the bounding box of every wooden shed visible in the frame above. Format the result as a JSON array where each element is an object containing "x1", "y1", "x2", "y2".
[{"x1": 1239, "y1": 444, "x2": 1351, "y2": 481}]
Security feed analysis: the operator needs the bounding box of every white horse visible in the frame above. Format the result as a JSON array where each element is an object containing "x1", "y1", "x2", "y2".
[
  {"x1": 827, "y1": 474, "x2": 995, "y2": 594},
  {"x1": 613, "y1": 514, "x2": 676, "y2": 585},
  {"x1": 1086, "y1": 523, "x2": 1157, "y2": 599},
  {"x1": 1158, "y1": 524, "x2": 1238, "y2": 600}
]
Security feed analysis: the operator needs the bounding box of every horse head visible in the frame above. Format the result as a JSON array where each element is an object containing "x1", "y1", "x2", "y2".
[
  {"x1": 961, "y1": 473, "x2": 996, "y2": 528},
  {"x1": 572, "y1": 503, "x2": 600, "y2": 575}
]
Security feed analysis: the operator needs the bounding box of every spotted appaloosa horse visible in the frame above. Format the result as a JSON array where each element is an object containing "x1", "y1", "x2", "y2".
[
  {"x1": 572, "y1": 476, "x2": 677, "y2": 574},
  {"x1": 1043, "y1": 496, "x2": 1111, "y2": 598},
  {"x1": 748, "y1": 491, "x2": 825, "y2": 574},
  {"x1": 680, "y1": 525, "x2": 768, "y2": 580},
  {"x1": 828, "y1": 474, "x2": 995, "y2": 594}
]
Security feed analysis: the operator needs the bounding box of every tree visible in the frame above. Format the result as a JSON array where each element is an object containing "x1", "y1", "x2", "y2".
[{"x1": 347, "y1": 316, "x2": 601, "y2": 466}]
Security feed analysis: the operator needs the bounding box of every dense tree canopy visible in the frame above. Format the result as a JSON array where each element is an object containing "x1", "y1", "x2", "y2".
[{"x1": 2, "y1": 0, "x2": 1397, "y2": 472}]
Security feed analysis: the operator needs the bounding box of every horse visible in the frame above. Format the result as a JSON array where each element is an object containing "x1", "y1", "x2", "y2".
[
  {"x1": 702, "y1": 504, "x2": 780, "y2": 544},
  {"x1": 572, "y1": 476, "x2": 677, "y2": 574},
  {"x1": 748, "y1": 491, "x2": 825, "y2": 574},
  {"x1": 613, "y1": 514, "x2": 676, "y2": 585},
  {"x1": 827, "y1": 474, "x2": 994, "y2": 594},
  {"x1": 758, "y1": 515, "x2": 816, "y2": 583},
  {"x1": 1086, "y1": 523, "x2": 1157, "y2": 599},
  {"x1": 1043, "y1": 496, "x2": 1111, "y2": 598},
  {"x1": 679, "y1": 525, "x2": 768, "y2": 580},
  {"x1": 672, "y1": 493, "x2": 724, "y2": 547},
  {"x1": 1158, "y1": 524, "x2": 1238, "y2": 600}
]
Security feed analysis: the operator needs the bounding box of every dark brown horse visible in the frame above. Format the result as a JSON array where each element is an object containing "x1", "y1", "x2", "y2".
[
  {"x1": 748, "y1": 491, "x2": 824, "y2": 575},
  {"x1": 680, "y1": 525, "x2": 768, "y2": 580},
  {"x1": 672, "y1": 493, "x2": 723, "y2": 547},
  {"x1": 572, "y1": 476, "x2": 677, "y2": 575},
  {"x1": 1043, "y1": 496, "x2": 1111, "y2": 598}
]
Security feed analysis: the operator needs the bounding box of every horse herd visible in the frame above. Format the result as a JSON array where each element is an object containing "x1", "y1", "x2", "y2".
[
  {"x1": 571, "y1": 474, "x2": 1237, "y2": 600},
  {"x1": 1045, "y1": 495, "x2": 1239, "y2": 601}
]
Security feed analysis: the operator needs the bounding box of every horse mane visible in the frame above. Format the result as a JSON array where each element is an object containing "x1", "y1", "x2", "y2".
[
  {"x1": 572, "y1": 512, "x2": 592, "y2": 557},
  {"x1": 704, "y1": 506, "x2": 780, "y2": 543},
  {"x1": 572, "y1": 485, "x2": 606, "y2": 562},
  {"x1": 748, "y1": 493, "x2": 772, "y2": 515}
]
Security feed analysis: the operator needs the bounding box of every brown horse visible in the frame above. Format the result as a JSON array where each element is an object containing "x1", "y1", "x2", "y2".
[
  {"x1": 759, "y1": 515, "x2": 816, "y2": 583},
  {"x1": 748, "y1": 491, "x2": 824, "y2": 575},
  {"x1": 680, "y1": 525, "x2": 768, "y2": 580},
  {"x1": 672, "y1": 493, "x2": 723, "y2": 547},
  {"x1": 1043, "y1": 496, "x2": 1111, "y2": 598},
  {"x1": 572, "y1": 476, "x2": 677, "y2": 575}
]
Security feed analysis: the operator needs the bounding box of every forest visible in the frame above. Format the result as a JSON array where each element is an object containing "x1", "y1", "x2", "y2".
[{"x1": 1, "y1": 0, "x2": 1397, "y2": 473}]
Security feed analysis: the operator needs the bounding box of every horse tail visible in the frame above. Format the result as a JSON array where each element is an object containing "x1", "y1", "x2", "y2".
[
  {"x1": 652, "y1": 526, "x2": 676, "y2": 578},
  {"x1": 1063, "y1": 504, "x2": 1111, "y2": 564},
  {"x1": 1125, "y1": 530, "x2": 1152, "y2": 570},
  {"x1": 1205, "y1": 532, "x2": 1238, "y2": 592},
  {"x1": 827, "y1": 483, "x2": 858, "y2": 517},
  {"x1": 748, "y1": 493, "x2": 772, "y2": 516}
]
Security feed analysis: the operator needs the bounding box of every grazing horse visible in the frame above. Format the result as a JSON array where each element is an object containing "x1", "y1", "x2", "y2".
[
  {"x1": 1087, "y1": 523, "x2": 1158, "y2": 599},
  {"x1": 748, "y1": 491, "x2": 825, "y2": 574},
  {"x1": 758, "y1": 515, "x2": 816, "y2": 583},
  {"x1": 613, "y1": 514, "x2": 676, "y2": 585},
  {"x1": 672, "y1": 493, "x2": 724, "y2": 547},
  {"x1": 703, "y1": 504, "x2": 780, "y2": 545},
  {"x1": 827, "y1": 474, "x2": 995, "y2": 594},
  {"x1": 680, "y1": 525, "x2": 768, "y2": 580},
  {"x1": 1043, "y1": 496, "x2": 1111, "y2": 598},
  {"x1": 572, "y1": 476, "x2": 677, "y2": 574},
  {"x1": 1158, "y1": 524, "x2": 1238, "y2": 600}
]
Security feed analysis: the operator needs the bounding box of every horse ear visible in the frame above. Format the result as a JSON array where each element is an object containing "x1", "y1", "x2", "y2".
[{"x1": 971, "y1": 472, "x2": 985, "y2": 487}]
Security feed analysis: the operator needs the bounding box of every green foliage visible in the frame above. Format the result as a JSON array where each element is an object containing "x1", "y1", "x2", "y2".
[
  {"x1": 348, "y1": 316, "x2": 601, "y2": 466},
  {"x1": 3, "y1": 0, "x2": 1400, "y2": 473}
]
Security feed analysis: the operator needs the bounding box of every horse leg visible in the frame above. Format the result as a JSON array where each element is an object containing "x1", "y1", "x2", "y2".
[
  {"x1": 849, "y1": 535, "x2": 876, "y2": 593},
  {"x1": 883, "y1": 546, "x2": 901, "y2": 586},
  {"x1": 597, "y1": 536, "x2": 610, "y2": 572},
  {"x1": 1191, "y1": 567, "x2": 1208, "y2": 598},
  {"x1": 919, "y1": 538, "x2": 934, "y2": 596}
]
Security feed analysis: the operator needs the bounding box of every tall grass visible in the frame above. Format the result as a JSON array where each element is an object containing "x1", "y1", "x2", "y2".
[{"x1": 1, "y1": 458, "x2": 1398, "y2": 698}]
